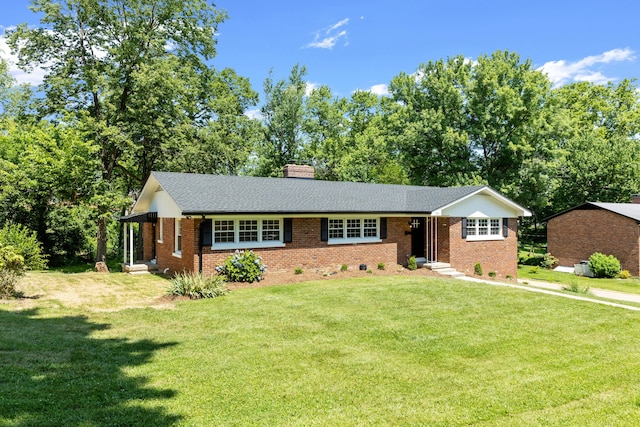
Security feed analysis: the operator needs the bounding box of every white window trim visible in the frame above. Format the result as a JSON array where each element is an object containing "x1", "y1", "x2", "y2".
[
  {"x1": 327, "y1": 216, "x2": 382, "y2": 245},
  {"x1": 157, "y1": 218, "x2": 163, "y2": 243},
  {"x1": 173, "y1": 218, "x2": 182, "y2": 257},
  {"x1": 465, "y1": 217, "x2": 505, "y2": 241},
  {"x1": 212, "y1": 217, "x2": 285, "y2": 250}
]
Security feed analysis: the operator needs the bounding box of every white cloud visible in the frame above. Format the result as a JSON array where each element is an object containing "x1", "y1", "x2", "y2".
[
  {"x1": 538, "y1": 48, "x2": 635, "y2": 87},
  {"x1": 0, "y1": 31, "x2": 49, "y2": 86},
  {"x1": 368, "y1": 83, "x2": 389, "y2": 96},
  {"x1": 244, "y1": 108, "x2": 263, "y2": 121},
  {"x1": 304, "y1": 18, "x2": 349, "y2": 50},
  {"x1": 305, "y1": 82, "x2": 318, "y2": 96}
]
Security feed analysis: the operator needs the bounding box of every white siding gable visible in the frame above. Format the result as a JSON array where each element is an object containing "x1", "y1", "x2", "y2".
[{"x1": 439, "y1": 193, "x2": 524, "y2": 218}]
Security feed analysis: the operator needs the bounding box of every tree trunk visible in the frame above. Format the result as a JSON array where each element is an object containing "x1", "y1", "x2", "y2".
[{"x1": 95, "y1": 215, "x2": 108, "y2": 264}]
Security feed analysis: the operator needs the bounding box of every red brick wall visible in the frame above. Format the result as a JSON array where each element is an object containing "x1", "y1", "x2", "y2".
[
  {"x1": 447, "y1": 217, "x2": 519, "y2": 279},
  {"x1": 155, "y1": 218, "x2": 197, "y2": 275},
  {"x1": 548, "y1": 209, "x2": 640, "y2": 275},
  {"x1": 142, "y1": 223, "x2": 154, "y2": 261},
  {"x1": 151, "y1": 216, "x2": 520, "y2": 278},
  {"x1": 149, "y1": 217, "x2": 412, "y2": 275}
]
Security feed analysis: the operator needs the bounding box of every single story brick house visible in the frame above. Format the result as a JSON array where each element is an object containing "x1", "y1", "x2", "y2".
[
  {"x1": 547, "y1": 200, "x2": 640, "y2": 275},
  {"x1": 121, "y1": 165, "x2": 530, "y2": 278}
]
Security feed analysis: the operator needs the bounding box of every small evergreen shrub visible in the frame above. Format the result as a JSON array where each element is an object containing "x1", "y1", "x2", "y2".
[
  {"x1": 474, "y1": 262, "x2": 483, "y2": 276},
  {"x1": 588, "y1": 253, "x2": 621, "y2": 279},
  {"x1": 407, "y1": 256, "x2": 417, "y2": 271},
  {"x1": 488, "y1": 271, "x2": 497, "y2": 278},
  {"x1": 540, "y1": 253, "x2": 559, "y2": 270},
  {"x1": 0, "y1": 246, "x2": 26, "y2": 298},
  {"x1": 294, "y1": 267, "x2": 303, "y2": 275},
  {"x1": 0, "y1": 223, "x2": 47, "y2": 270},
  {"x1": 340, "y1": 264, "x2": 348, "y2": 272},
  {"x1": 506, "y1": 274, "x2": 513, "y2": 280},
  {"x1": 167, "y1": 272, "x2": 229, "y2": 299},
  {"x1": 377, "y1": 262, "x2": 385, "y2": 270},
  {"x1": 216, "y1": 250, "x2": 266, "y2": 283},
  {"x1": 618, "y1": 270, "x2": 631, "y2": 279}
]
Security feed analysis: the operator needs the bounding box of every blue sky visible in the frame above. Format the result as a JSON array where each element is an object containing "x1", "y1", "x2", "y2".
[{"x1": 1, "y1": 0, "x2": 639, "y2": 108}]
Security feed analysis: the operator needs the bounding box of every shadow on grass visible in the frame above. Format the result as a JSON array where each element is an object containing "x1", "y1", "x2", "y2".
[{"x1": 0, "y1": 309, "x2": 180, "y2": 426}]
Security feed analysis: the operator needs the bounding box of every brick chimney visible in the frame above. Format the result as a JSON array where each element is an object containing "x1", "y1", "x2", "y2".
[
  {"x1": 632, "y1": 194, "x2": 640, "y2": 204},
  {"x1": 283, "y1": 164, "x2": 314, "y2": 179}
]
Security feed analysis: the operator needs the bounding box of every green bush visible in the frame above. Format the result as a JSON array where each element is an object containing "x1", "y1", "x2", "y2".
[
  {"x1": 216, "y1": 250, "x2": 266, "y2": 283},
  {"x1": 340, "y1": 264, "x2": 348, "y2": 272},
  {"x1": 167, "y1": 272, "x2": 229, "y2": 299},
  {"x1": 488, "y1": 271, "x2": 496, "y2": 278},
  {"x1": 0, "y1": 245, "x2": 25, "y2": 298},
  {"x1": 377, "y1": 262, "x2": 385, "y2": 271},
  {"x1": 540, "y1": 253, "x2": 559, "y2": 270},
  {"x1": 588, "y1": 253, "x2": 621, "y2": 279},
  {"x1": 294, "y1": 267, "x2": 303, "y2": 275},
  {"x1": 407, "y1": 256, "x2": 417, "y2": 271},
  {"x1": 0, "y1": 223, "x2": 47, "y2": 270},
  {"x1": 618, "y1": 270, "x2": 631, "y2": 279},
  {"x1": 474, "y1": 262, "x2": 483, "y2": 276}
]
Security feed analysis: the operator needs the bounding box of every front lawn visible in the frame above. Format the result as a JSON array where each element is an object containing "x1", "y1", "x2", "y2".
[
  {"x1": 2, "y1": 272, "x2": 640, "y2": 425},
  {"x1": 518, "y1": 265, "x2": 640, "y2": 295}
]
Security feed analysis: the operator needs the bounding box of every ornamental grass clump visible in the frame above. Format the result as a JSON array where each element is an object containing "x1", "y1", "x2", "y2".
[
  {"x1": 216, "y1": 250, "x2": 266, "y2": 283},
  {"x1": 167, "y1": 272, "x2": 229, "y2": 299}
]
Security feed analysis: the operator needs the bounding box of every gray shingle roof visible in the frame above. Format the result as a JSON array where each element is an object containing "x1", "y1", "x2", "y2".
[
  {"x1": 150, "y1": 171, "x2": 486, "y2": 215},
  {"x1": 590, "y1": 202, "x2": 640, "y2": 222},
  {"x1": 546, "y1": 202, "x2": 640, "y2": 223}
]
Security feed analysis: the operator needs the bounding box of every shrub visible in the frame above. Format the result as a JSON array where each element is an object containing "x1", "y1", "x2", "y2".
[
  {"x1": 529, "y1": 266, "x2": 539, "y2": 274},
  {"x1": 167, "y1": 272, "x2": 229, "y2": 299},
  {"x1": 540, "y1": 253, "x2": 559, "y2": 270},
  {"x1": 618, "y1": 270, "x2": 631, "y2": 279},
  {"x1": 407, "y1": 256, "x2": 417, "y2": 271},
  {"x1": 0, "y1": 223, "x2": 47, "y2": 270},
  {"x1": 377, "y1": 262, "x2": 385, "y2": 271},
  {"x1": 216, "y1": 250, "x2": 266, "y2": 283},
  {"x1": 588, "y1": 253, "x2": 621, "y2": 279},
  {"x1": 488, "y1": 271, "x2": 497, "y2": 278},
  {"x1": 506, "y1": 274, "x2": 513, "y2": 280},
  {"x1": 294, "y1": 267, "x2": 303, "y2": 275},
  {"x1": 340, "y1": 264, "x2": 348, "y2": 272},
  {"x1": 0, "y1": 245, "x2": 25, "y2": 298},
  {"x1": 474, "y1": 262, "x2": 483, "y2": 276}
]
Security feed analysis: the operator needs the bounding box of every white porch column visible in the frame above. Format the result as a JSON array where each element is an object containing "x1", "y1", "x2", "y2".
[
  {"x1": 123, "y1": 219, "x2": 128, "y2": 264},
  {"x1": 129, "y1": 223, "x2": 134, "y2": 266}
]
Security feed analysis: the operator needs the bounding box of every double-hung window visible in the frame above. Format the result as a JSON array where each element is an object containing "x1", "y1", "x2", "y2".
[
  {"x1": 212, "y1": 218, "x2": 284, "y2": 249},
  {"x1": 464, "y1": 217, "x2": 505, "y2": 241},
  {"x1": 326, "y1": 217, "x2": 380, "y2": 244}
]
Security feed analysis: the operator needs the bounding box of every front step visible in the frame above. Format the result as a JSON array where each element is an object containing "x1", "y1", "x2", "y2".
[{"x1": 423, "y1": 262, "x2": 465, "y2": 278}]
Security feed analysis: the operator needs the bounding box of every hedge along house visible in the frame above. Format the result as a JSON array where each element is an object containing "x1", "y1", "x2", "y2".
[
  {"x1": 121, "y1": 165, "x2": 530, "y2": 278},
  {"x1": 547, "y1": 200, "x2": 640, "y2": 276}
]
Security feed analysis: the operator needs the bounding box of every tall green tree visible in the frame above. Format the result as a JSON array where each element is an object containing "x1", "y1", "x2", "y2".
[
  {"x1": 8, "y1": 0, "x2": 256, "y2": 263},
  {"x1": 388, "y1": 56, "x2": 476, "y2": 186},
  {"x1": 548, "y1": 80, "x2": 640, "y2": 213},
  {"x1": 255, "y1": 64, "x2": 307, "y2": 177}
]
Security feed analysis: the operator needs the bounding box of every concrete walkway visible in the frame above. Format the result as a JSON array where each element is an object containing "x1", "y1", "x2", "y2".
[{"x1": 456, "y1": 275, "x2": 640, "y2": 312}]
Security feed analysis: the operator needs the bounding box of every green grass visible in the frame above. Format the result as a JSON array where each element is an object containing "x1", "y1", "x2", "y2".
[
  {"x1": 518, "y1": 265, "x2": 640, "y2": 295},
  {"x1": 3, "y1": 273, "x2": 640, "y2": 425}
]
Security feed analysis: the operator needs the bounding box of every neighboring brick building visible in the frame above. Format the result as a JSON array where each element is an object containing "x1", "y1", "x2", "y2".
[
  {"x1": 121, "y1": 166, "x2": 530, "y2": 279},
  {"x1": 547, "y1": 202, "x2": 640, "y2": 276}
]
